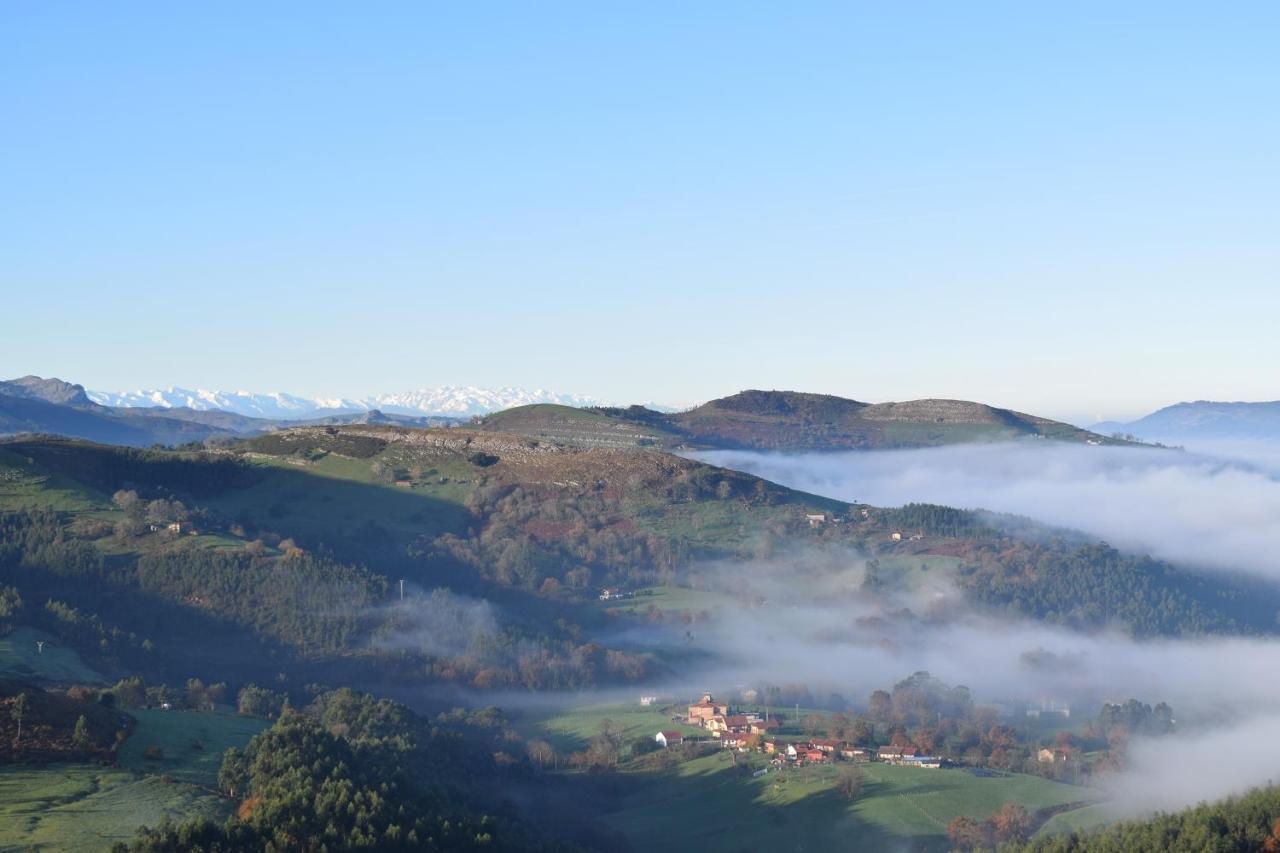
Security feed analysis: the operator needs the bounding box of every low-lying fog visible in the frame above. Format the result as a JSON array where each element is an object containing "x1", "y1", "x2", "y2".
[
  {"x1": 389, "y1": 441, "x2": 1280, "y2": 819},
  {"x1": 675, "y1": 442, "x2": 1280, "y2": 815},
  {"x1": 694, "y1": 442, "x2": 1280, "y2": 582}
]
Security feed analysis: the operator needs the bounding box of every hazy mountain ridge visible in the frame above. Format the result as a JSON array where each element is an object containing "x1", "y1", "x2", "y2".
[
  {"x1": 90, "y1": 385, "x2": 605, "y2": 419},
  {"x1": 1095, "y1": 400, "x2": 1280, "y2": 443}
]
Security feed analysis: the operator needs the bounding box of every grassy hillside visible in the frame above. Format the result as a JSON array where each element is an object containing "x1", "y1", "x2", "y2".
[
  {"x1": 0, "y1": 427, "x2": 847, "y2": 694},
  {"x1": 0, "y1": 704, "x2": 265, "y2": 852},
  {"x1": 507, "y1": 692, "x2": 1102, "y2": 853},
  {"x1": 117, "y1": 709, "x2": 270, "y2": 785},
  {"x1": 0, "y1": 626, "x2": 108, "y2": 685},
  {"x1": 1014, "y1": 783, "x2": 1280, "y2": 852},
  {"x1": 600, "y1": 752, "x2": 1092, "y2": 852},
  {"x1": 0, "y1": 765, "x2": 229, "y2": 852},
  {"x1": 474, "y1": 404, "x2": 681, "y2": 448},
  {"x1": 479, "y1": 391, "x2": 1127, "y2": 451},
  {"x1": 0, "y1": 424, "x2": 1273, "y2": 704}
]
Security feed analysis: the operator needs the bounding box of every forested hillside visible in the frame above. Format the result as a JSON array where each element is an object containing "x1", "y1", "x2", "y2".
[
  {"x1": 1008, "y1": 784, "x2": 1280, "y2": 852},
  {"x1": 112, "y1": 688, "x2": 591, "y2": 852},
  {"x1": 1, "y1": 425, "x2": 1275, "y2": 705}
]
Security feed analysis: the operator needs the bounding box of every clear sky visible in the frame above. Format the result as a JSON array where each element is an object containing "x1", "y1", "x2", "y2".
[{"x1": 3, "y1": 2, "x2": 1278, "y2": 421}]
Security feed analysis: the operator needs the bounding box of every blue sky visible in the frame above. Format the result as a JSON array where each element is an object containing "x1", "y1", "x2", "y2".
[{"x1": 3, "y1": 2, "x2": 1277, "y2": 420}]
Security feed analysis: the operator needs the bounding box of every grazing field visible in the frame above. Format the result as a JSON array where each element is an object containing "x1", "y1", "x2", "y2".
[
  {"x1": 596, "y1": 586, "x2": 733, "y2": 616},
  {"x1": 0, "y1": 764, "x2": 228, "y2": 852},
  {"x1": 513, "y1": 701, "x2": 703, "y2": 753},
  {"x1": 0, "y1": 710, "x2": 267, "y2": 851},
  {"x1": 1036, "y1": 801, "x2": 1119, "y2": 837},
  {"x1": 0, "y1": 448, "x2": 107, "y2": 513},
  {"x1": 117, "y1": 708, "x2": 270, "y2": 786},
  {"x1": 514, "y1": 701, "x2": 1101, "y2": 850},
  {"x1": 0, "y1": 627, "x2": 108, "y2": 685},
  {"x1": 204, "y1": 453, "x2": 472, "y2": 548},
  {"x1": 603, "y1": 751, "x2": 1098, "y2": 852}
]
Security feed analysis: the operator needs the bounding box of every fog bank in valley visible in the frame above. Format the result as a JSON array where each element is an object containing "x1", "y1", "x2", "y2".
[
  {"x1": 694, "y1": 443, "x2": 1280, "y2": 580},
  {"x1": 667, "y1": 554, "x2": 1280, "y2": 819},
  {"x1": 666, "y1": 440, "x2": 1280, "y2": 818}
]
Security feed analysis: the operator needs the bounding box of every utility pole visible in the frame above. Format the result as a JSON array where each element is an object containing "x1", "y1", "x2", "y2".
[
  {"x1": 399, "y1": 579, "x2": 405, "y2": 600},
  {"x1": 35, "y1": 641, "x2": 45, "y2": 655}
]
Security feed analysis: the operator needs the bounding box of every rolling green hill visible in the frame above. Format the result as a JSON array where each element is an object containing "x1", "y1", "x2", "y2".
[
  {"x1": 0, "y1": 422, "x2": 1272, "y2": 705},
  {"x1": 0, "y1": 423, "x2": 1270, "y2": 852},
  {"x1": 479, "y1": 390, "x2": 1127, "y2": 451}
]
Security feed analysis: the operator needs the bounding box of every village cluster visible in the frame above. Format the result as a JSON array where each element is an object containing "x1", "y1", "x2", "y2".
[{"x1": 655, "y1": 693, "x2": 945, "y2": 769}]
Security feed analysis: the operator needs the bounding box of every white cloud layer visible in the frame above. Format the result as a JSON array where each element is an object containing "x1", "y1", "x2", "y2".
[{"x1": 694, "y1": 443, "x2": 1280, "y2": 580}]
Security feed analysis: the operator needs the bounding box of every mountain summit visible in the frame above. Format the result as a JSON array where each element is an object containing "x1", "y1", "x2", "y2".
[{"x1": 88, "y1": 385, "x2": 602, "y2": 419}]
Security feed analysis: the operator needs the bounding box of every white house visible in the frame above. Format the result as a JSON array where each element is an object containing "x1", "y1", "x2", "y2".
[{"x1": 656, "y1": 731, "x2": 684, "y2": 748}]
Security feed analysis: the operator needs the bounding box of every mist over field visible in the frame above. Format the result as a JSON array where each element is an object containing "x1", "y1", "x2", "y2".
[
  {"x1": 694, "y1": 443, "x2": 1280, "y2": 581},
  {"x1": 651, "y1": 449, "x2": 1280, "y2": 819}
]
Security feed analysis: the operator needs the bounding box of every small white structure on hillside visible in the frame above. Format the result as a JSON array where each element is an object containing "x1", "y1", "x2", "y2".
[{"x1": 655, "y1": 731, "x2": 684, "y2": 748}]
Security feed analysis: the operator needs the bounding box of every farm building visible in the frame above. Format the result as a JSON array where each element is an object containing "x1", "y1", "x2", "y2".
[
  {"x1": 655, "y1": 731, "x2": 684, "y2": 748},
  {"x1": 877, "y1": 745, "x2": 917, "y2": 764},
  {"x1": 749, "y1": 718, "x2": 781, "y2": 734}
]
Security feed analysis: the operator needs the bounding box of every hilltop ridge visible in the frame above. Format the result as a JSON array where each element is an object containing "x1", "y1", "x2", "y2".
[{"x1": 480, "y1": 390, "x2": 1126, "y2": 451}]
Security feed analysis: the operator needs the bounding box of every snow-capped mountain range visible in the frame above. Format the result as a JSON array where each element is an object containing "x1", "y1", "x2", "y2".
[{"x1": 88, "y1": 386, "x2": 606, "y2": 419}]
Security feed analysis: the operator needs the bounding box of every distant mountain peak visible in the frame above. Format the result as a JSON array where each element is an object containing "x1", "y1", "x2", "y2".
[
  {"x1": 87, "y1": 385, "x2": 604, "y2": 419},
  {"x1": 0, "y1": 375, "x2": 92, "y2": 406},
  {"x1": 1093, "y1": 399, "x2": 1280, "y2": 444}
]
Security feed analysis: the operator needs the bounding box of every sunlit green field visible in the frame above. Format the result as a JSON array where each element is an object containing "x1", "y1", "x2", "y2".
[
  {"x1": 513, "y1": 701, "x2": 704, "y2": 753},
  {"x1": 0, "y1": 448, "x2": 107, "y2": 513},
  {"x1": 596, "y1": 585, "x2": 733, "y2": 615},
  {"x1": 517, "y1": 701, "x2": 1101, "y2": 852},
  {"x1": 604, "y1": 751, "x2": 1096, "y2": 852},
  {"x1": 0, "y1": 708, "x2": 268, "y2": 851},
  {"x1": 0, "y1": 764, "x2": 228, "y2": 853},
  {"x1": 1036, "y1": 802, "x2": 1119, "y2": 837}
]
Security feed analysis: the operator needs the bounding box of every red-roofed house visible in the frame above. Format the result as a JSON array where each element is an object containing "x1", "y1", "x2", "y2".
[{"x1": 655, "y1": 731, "x2": 684, "y2": 748}]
